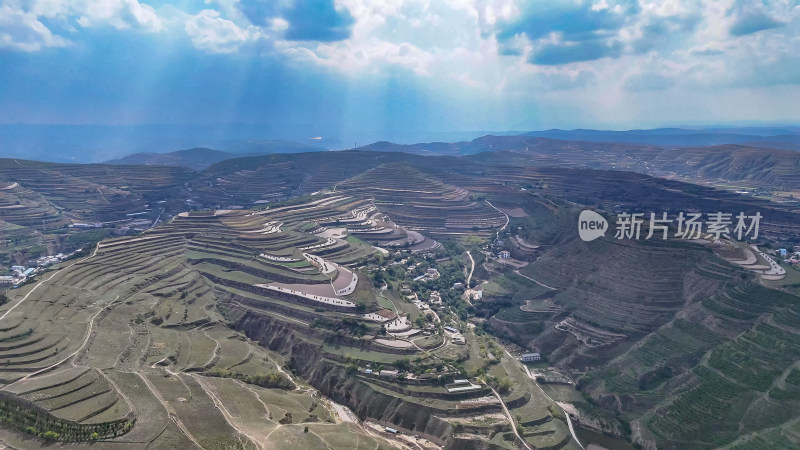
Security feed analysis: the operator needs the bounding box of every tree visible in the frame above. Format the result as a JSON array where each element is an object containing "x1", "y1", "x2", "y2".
[
  {"x1": 498, "y1": 377, "x2": 512, "y2": 394},
  {"x1": 42, "y1": 431, "x2": 59, "y2": 441},
  {"x1": 394, "y1": 358, "x2": 411, "y2": 372}
]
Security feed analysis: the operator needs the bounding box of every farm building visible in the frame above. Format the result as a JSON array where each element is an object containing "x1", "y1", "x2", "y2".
[
  {"x1": 498, "y1": 250, "x2": 511, "y2": 259},
  {"x1": 520, "y1": 353, "x2": 541, "y2": 362}
]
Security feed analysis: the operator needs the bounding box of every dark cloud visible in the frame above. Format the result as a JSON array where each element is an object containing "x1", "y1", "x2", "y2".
[
  {"x1": 283, "y1": 0, "x2": 354, "y2": 42},
  {"x1": 496, "y1": 1, "x2": 638, "y2": 66},
  {"x1": 729, "y1": 11, "x2": 784, "y2": 36},
  {"x1": 631, "y1": 14, "x2": 700, "y2": 54},
  {"x1": 235, "y1": 0, "x2": 354, "y2": 42},
  {"x1": 497, "y1": 1, "x2": 634, "y2": 43},
  {"x1": 529, "y1": 40, "x2": 621, "y2": 65}
]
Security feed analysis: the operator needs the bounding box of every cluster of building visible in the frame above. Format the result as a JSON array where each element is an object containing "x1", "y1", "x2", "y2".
[
  {"x1": 1, "y1": 250, "x2": 80, "y2": 287},
  {"x1": 68, "y1": 222, "x2": 103, "y2": 229},
  {"x1": 0, "y1": 265, "x2": 36, "y2": 286},
  {"x1": 412, "y1": 267, "x2": 440, "y2": 282},
  {"x1": 777, "y1": 248, "x2": 800, "y2": 266},
  {"x1": 443, "y1": 325, "x2": 466, "y2": 345},
  {"x1": 33, "y1": 253, "x2": 70, "y2": 267}
]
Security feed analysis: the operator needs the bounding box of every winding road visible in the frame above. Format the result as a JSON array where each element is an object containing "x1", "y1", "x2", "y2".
[
  {"x1": 490, "y1": 386, "x2": 532, "y2": 450},
  {"x1": 485, "y1": 200, "x2": 509, "y2": 242}
]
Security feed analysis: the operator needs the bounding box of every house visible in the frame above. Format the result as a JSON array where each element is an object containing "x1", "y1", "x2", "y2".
[
  {"x1": 444, "y1": 326, "x2": 459, "y2": 334},
  {"x1": 452, "y1": 335, "x2": 466, "y2": 344},
  {"x1": 379, "y1": 370, "x2": 399, "y2": 377},
  {"x1": 779, "y1": 248, "x2": 788, "y2": 257},
  {"x1": 426, "y1": 268, "x2": 440, "y2": 279},
  {"x1": 365, "y1": 369, "x2": 373, "y2": 375},
  {"x1": 11, "y1": 266, "x2": 25, "y2": 274},
  {"x1": 0, "y1": 276, "x2": 14, "y2": 285},
  {"x1": 22, "y1": 268, "x2": 35, "y2": 277},
  {"x1": 452, "y1": 282, "x2": 463, "y2": 289},
  {"x1": 384, "y1": 427, "x2": 398, "y2": 434},
  {"x1": 452, "y1": 379, "x2": 470, "y2": 385},
  {"x1": 520, "y1": 353, "x2": 541, "y2": 362},
  {"x1": 498, "y1": 250, "x2": 511, "y2": 259},
  {"x1": 68, "y1": 223, "x2": 100, "y2": 229}
]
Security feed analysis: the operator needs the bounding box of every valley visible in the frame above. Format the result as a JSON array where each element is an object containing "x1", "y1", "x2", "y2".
[{"x1": 0, "y1": 145, "x2": 799, "y2": 450}]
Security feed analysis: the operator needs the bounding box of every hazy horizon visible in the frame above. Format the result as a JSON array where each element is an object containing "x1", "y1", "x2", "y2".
[{"x1": 2, "y1": 1, "x2": 800, "y2": 133}]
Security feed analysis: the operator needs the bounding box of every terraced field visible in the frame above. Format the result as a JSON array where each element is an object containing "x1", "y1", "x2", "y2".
[
  {"x1": 337, "y1": 163, "x2": 506, "y2": 240},
  {"x1": 0, "y1": 195, "x2": 576, "y2": 449}
]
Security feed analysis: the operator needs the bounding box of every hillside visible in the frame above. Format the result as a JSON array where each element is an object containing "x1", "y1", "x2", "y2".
[
  {"x1": 106, "y1": 148, "x2": 239, "y2": 171},
  {"x1": 0, "y1": 196, "x2": 578, "y2": 450},
  {"x1": 1, "y1": 149, "x2": 800, "y2": 448},
  {"x1": 356, "y1": 135, "x2": 800, "y2": 192}
]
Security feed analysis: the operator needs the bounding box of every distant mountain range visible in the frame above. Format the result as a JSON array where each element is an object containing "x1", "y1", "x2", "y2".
[
  {"x1": 2, "y1": 124, "x2": 799, "y2": 164},
  {"x1": 521, "y1": 127, "x2": 800, "y2": 150},
  {"x1": 105, "y1": 141, "x2": 325, "y2": 170},
  {"x1": 359, "y1": 127, "x2": 800, "y2": 156}
]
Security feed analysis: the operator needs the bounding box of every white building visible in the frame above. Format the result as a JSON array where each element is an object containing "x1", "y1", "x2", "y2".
[
  {"x1": 498, "y1": 250, "x2": 511, "y2": 259},
  {"x1": 520, "y1": 353, "x2": 541, "y2": 362}
]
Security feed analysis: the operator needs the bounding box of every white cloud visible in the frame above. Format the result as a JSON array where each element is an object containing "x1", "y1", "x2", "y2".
[
  {"x1": 286, "y1": 37, "x2": 435, "y2": 75},
  {"x1": 185, "y1": 9, "x2": 254, "y2": 54},
  {"x1": 71, "y1": 0, "x2": 163, "y2": 31},
  {"x1": 592, "y1": 0, "x2": 610, "y2": 12},
  {"x1": 0, "y1": 4, "x2": 71, "y2": 51},
  {"x1": 29, "y1": 0, "x2": 164, "y2": 31},
  {"x1": 0, "y1": 0, "x2": 165, "y2": 52}
]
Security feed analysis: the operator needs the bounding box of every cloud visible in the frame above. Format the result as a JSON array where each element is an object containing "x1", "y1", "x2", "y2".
[
  {"x1": 288, "y1": 38, "x2": 434, "y2": 75},
  {"x1": 0, "y1": 4, "x2": 71, "y2": 51},
  {"x1": 0, "y1": 0, "x2": 164, "y2": 53},
  {"x1": 283, "y1": 0, "x2": 354, "y2": 42},
  {"x1": 71, "y1": 0, "x2": 164, "y2": 32},
  {"x1": 727, "y1": 0, "x2": 787, "y2": 36},
  {"x1": 530, "y1": 40, "x2": 622, "y2": 65},
  {"x1": 185, "y1": 9, "x2": 252, "y2": 54},
  {"x1": 497, "y1": 1, "x2": 631, "y2": 43},
  {"x1": 729, "y1": 11, "x2": 784, "y2": 36}
]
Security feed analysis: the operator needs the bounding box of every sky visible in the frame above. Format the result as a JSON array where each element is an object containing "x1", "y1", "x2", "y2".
[{"x1": 1, "y1": 0, "x2": 800, "y2": 134}]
